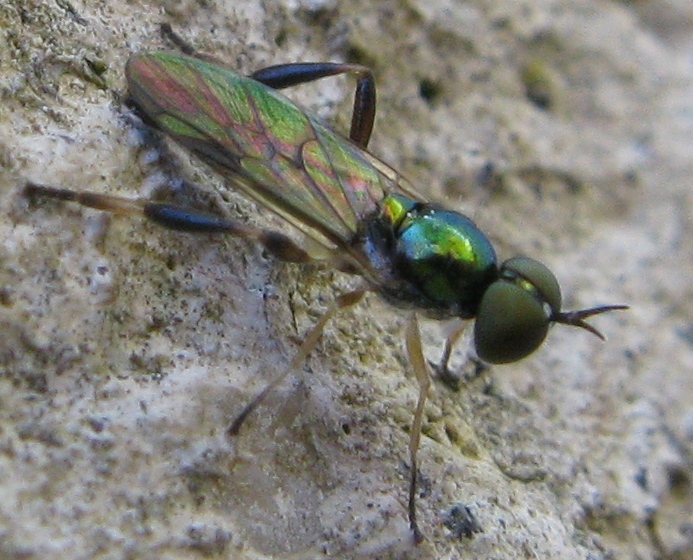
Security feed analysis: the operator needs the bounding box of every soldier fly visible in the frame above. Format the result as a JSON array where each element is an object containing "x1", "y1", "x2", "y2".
[{"x1": 25, "y1": 26, "x2": 627, "y2": 543}]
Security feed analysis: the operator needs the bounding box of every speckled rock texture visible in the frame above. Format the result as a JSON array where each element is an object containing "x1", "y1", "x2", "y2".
[{"x1": 1, "y1": 1, "x2": 691, "y2": 558}]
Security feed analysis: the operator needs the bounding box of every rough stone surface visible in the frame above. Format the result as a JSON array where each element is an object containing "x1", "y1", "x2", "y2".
[{"x1": 1, "y1": 0, "x2": 691, "y2": 558}]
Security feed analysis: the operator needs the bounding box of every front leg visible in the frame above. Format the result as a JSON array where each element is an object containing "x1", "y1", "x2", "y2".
[{"x1": 431, "y1": 321, "x2": 488, "y2": 391}]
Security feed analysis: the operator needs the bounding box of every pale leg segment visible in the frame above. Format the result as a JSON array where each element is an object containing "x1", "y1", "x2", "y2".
[{"x1": 405, "y1": 314, "x2": 430, "y2": 544}]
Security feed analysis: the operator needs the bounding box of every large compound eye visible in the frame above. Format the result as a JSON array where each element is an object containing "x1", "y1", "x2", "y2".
[{"x1": 474, "y1": 257, "x2": 561, "y2": 364}]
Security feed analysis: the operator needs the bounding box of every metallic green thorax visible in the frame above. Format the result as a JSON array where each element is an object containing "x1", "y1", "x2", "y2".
[
  {"x1": 124, "y1": 50, "x2": 624, "y2": 365},
  {"x1": 24, "y1": 42, "x2": 627, "y2": 547},
  {"x1": 368, "y1": 194, "x2": 498, "y2": 319},
  {"x1": 127, "y1": 52, "x2": 500, "y2": 321}
]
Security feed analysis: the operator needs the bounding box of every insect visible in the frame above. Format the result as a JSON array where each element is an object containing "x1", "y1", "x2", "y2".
[{"x1": 25, "y1": 26, "x2": 627, "y2": 543}]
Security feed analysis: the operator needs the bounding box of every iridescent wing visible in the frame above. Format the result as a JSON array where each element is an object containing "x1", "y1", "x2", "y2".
[{"x1": 126, "y1": 52, "x2": 424, "y2": 254}]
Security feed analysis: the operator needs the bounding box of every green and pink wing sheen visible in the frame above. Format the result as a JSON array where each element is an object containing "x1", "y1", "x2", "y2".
[{"x1": 126, "y1": 51, "x2": 419, "y2": 249}]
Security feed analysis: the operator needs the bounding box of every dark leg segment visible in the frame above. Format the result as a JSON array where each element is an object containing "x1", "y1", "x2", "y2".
[
  {"x1": 24, "y1": 183, "x2": 312, "y2": 263},
  {"x1": 251, "y1": 62, "x2": 376, "y2": 149},
  {"x1": 160, "y1": 24, "x2": 378, "y2": 149}
]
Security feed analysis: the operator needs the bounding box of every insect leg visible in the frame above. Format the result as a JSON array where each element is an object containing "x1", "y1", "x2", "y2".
[
  {"x1": 24, "y1": 183, "x2": 312, "y2": 263},
  {"x1": 439, "y1": 321, "x2": 467, "y2": 376},
  {"x1": 158, "y1": 23, "x2": 376, "y2": 148},
  {"x1": 227, "y1": 288, "x2": 367, "y2": 435},
  {"x1": 250, "y1": 63, "x2": 376, "y2": 149},
  {"x1": 405, "y1": 314, "x2": 430, "y2": 544},
  {"x1": 431, "y1": 321, "x2": 487, "y2": 390}
]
